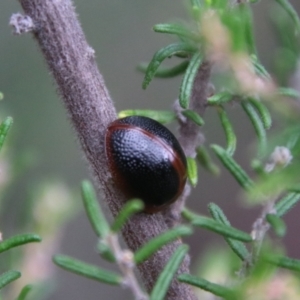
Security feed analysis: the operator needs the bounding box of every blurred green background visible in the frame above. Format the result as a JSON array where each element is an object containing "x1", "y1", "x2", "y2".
[{"x1": 0, "y1": 0, "x2": 300, "y2": 299}]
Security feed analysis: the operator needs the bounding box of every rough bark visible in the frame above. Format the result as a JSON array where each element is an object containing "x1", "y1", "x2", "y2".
[{"x1": 16, "y1": 1, "x2": 197, "y2": 299}]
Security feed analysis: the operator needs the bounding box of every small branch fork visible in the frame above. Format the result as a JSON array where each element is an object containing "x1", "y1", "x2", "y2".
[
  {"x1": 11, "y1": 1, "x2": 197, "y2": 299},
  {"x1": 106, "y1": 234, "x2": 147, "y2": 300}
]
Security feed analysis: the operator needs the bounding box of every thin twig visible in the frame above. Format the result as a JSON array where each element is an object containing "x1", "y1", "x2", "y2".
[
  {"x1": 13, "y1": 1, "x2": 196, "y2": 299},
  {"x1": 106, "y1": 235, "x2": 148, "y2": 300},
  {"x1": 251, "y1": 200, "x2": 274, "y2": 262}
]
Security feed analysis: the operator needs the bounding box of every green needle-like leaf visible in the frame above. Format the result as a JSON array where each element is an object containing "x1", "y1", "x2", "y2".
[
  {"x1": 153, "y1": 23, "x2": 198, "y2": 41},
  {"x1": 190, "y1": 0, "x2": 200, "y2": 8},
  {"x1": 150, "y1": 245, "x2": 189, "y2": 300},
  {"x1": 118, "y1": 109, "x2": 176, "y2": 124},
  {"x1": 251, "y1": 159, "x2": 268, "y2": 177},
  {"x1": 289, "y1": 185, "x2": 300, "y2": 193},
  {"x1": 17, "y1": 284, "x2": 33, "y2": 300},
  {"x1": 182, "y1": 109, "x2": 204, "y2": 126},
  {"x1": 251, "y1": 55, "x2": 271, "y2": 80},
  {"x1": 143, "y1": 43, "x2": 196, "y2": 89},
  {"x1": 186, "y1": 157, "x2": 198, "y2": 187},
  {"x1": 138, "y1": 61, "x2": 189, "y2": 78},
  {"x1": 182, "y1": 209, "x2": 252, "y2": 242},
  {"x1": 211, "y1": 145, "x2": 254, "y2": 190},
  {"x1": 111, "y1": 199, "x2": 144, "y2": 233},
  {"x1": 266, "y1": 214, "x2": 286, "y2": 237},
  {"x1": 275, "y1": 192, "x2": 300, "y2": 217},
  {"x1": 278, "y1": 87, "x2": 300, "y2": 99},
  {"x1": 179, "y1": 51, "x2": 203, "y2": 109},
  {"x1": 196, "y1": 146, "x2": 220, "y2": 175},
  {"x1": 53, "y1": 255, "x2": 122, "y2": 285},
  {"x1": 0, "y1": 234, "x2": 41, "y2": 254},
  {"x1": 275, "y1": 0, "x2": 300, "y2": 34},
  {"x1": 207, "y1": 91, "x2": 233, "y2": 105},
  {"x1": 81, "y1": 180, "x2": 110, "y2": 238},
  {"x1": 97, "y1": 241, "x2": 116, "y2": 263},
  {"x1": 208, "y1": 203, "x2": 230, "y2": 224},
  {"x1": 248, "y1": 98, "x2": 272, "y2": 129},
  {"x1": 134, "y1": 225, "x2": 192, "y2": 264},
  {"x1": 0, "y1": 117, "x2": 13, "y2": 152},
  {"x1": 241, "y1": 101, "x2": 267, "y2": 155},
  {"x1": 265, "y1": 255, "x2": 300, "y2": 272},
  {"x1": 178, "y1": 274, "x2": 236, "y2": 299},
  {"x1": 225, "y1": 10, "x2": 248, "y2": 52},
  {"x1": 239, "y1": 3, "x2": 256, "y2": 55},
  {"x1": 0, "y1": 270, "x2": 21, "y2": 290},
  {"x1": 190, "y1": 0, "x2": 201, "y2": 20},
  {"x1": 208, "y1": 203, "x2": 250, "y2": 261},
  {"x1": 218, "y1": 107, "x2": 236, "y2": 156}
]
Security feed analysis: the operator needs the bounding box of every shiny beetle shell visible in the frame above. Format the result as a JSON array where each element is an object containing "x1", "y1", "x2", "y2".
[{"x1": 105, "y1": 116, "x2": 187, "y2": 213}]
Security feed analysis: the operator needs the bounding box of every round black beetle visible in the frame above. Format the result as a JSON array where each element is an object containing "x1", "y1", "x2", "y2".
[{"x1": 105, "y1": 116, "x2": 187, "y2": 213}]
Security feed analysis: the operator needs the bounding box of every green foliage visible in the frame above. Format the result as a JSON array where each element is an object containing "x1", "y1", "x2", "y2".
[
  {"x1": 265, "y1": 254, "x2": 300, "y2": 272},
  {"x1": 217, "y1": 107, "x2": 236, "y2": 156},
  {"x1": 239, "y1": 3, "x2": 256, "y2": 55},
  {"x1": 16, "y1": 284, "x2": 33, "y2": 300},
  {"x1": 211, "y1": 145, "x2": 254, "y2": 190},
  {"x1": 278, "y1": 87, "x2": 300, "y2": 98},
  {"x1": 111, "y1": 199, "x2": 144, "y2": 233},
  {"x1": 118, "y1": 109, "x2": 176, "y2": 124},
  {"x1": 0, "y1": 233, "x2": 41, "y2": 254},
  {"x1": 251, "y1": 55, "x2": 271, "y2": 79},
  {"x1": 208, "y1": 203, "x2": 250, "y2": 261},
  {"x1": 179, "y1": 52, "x2": 203, "y2": 108},
  {"x1": 178, "y1": 274, "x2": 236, "y2": 299},
  {"x1": 138, "y1": 61, "x2": 189, "y2": 78},
  {"x1": 186, "y1": 157, "x2": 198, "y2": 187},
  {"x1": 241, "y1": 100, "x2": 267, "y2": 155},
  {"x1": 149, "y1": 245, "x2": 189, "y2": 300},
  {"x1": 134, "y1": 225, "x2": 192, "y2": 264},
  {"x1": 275, "y1": 0, "x2": 300, "y2": 34},
  {"x1": 4, "y1": 0, "x2": 300, "y2": 298},
  {"x1": 55, "y1": 181, "x2": 192, "y2": 298},
  {"x1": 0, "y1": 117, "x2": 13, "y2": 152},
  {"x1": 207, "y1": 91, "x2": 233, "y2": 105},
  {"x1": 153, "y1": 23, "x2": 199, "y2": 41},
  {"x1": 271, "y1": 1, "x2": 300, "y2": 84},
  {"x1": 0, "y1": 117, "x2": 42, "y2": 297},
  {"x1": 266, "y1": 213, "x2": 286, "y2": 237},
  {"x1": 181, "y1": 109, "x2": 204, "y2": 126},
  {"x1": 53, "y1": 255, "x2": 122, "y2": 285},
  {"x1": 275, "y1": 192, "x2": 300, "y2": 217},
  {"x1": 196, "y1": 146, "x2": 220, "y2": 175},
  {"x1": 81, "y1": 180, "x2": 110, "y2": 238},
  {"x1": 247, "y1": 98, "x2": 272, "y2": 130},
  {"x1": 0, "y1": 271, "x2": 21, "y2": 290},
  {"x1": 142, "y1": 43, "x2": 196, "y2": 90},
  {"x1": 134, "y1": 1, "x2": 300, "y2": 297},
  {"x1": 182, "y1": 208, "x2": 252, "y2": 242}
]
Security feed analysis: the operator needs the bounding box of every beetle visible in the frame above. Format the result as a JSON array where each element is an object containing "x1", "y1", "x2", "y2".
[{"x1": 105, "y1": 116, "x2": 187, "y2": 213}]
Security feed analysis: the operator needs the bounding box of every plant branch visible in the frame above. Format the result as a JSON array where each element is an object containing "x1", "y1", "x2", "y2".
[
  {"x1": 13, "y1": 1, "x2": 196, "y2": 298},
  {"x1": 177, "y1": 61, "x2": 211, "y2": 157},
  {"x1": 106, "y1": 234, "x2": 147, "y2": 300},
  {"x1": 165, "y1": 61, "x2": 212, "y2": 225}
]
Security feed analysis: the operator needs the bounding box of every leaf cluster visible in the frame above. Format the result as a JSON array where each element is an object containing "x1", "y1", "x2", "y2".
[
  {"x1": 110, "y1": 0, "x2": 300, "y2": 298},
  {"x1": 54, "y1": 181, "x2": 193, "y2": 299},
  {"x1": 4, "y1": 0, "x2": 300, "y2": 298},
  {"x1": 0, "y1": 115, "x2": 41, "y2": 299}
]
